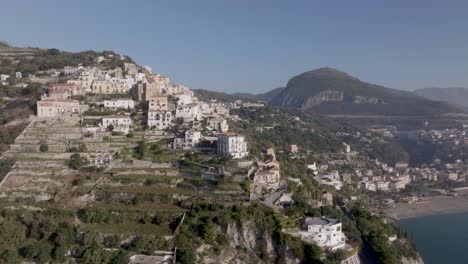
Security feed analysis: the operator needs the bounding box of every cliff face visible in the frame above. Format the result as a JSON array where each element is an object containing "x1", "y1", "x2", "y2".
[
  {"x1": 401, "y1": 256, "x2": 425, "y2": 264},
  {"x1": 196, "y1": 221, "x2": 299, "y2": 264},
  {"x1": 301, "y1": 90, "x2": 344, "y2": 109}
]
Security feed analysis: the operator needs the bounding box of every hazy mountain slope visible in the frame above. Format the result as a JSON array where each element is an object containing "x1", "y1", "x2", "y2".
[
  {"x1": 253, "y1": 87, "x2": 285, "y2": 102},
  {"x1": 231, "y1": 87, "x2": 285, "y2": 102},
  {"x1": 269, "y1": 67, "x2": 460, "y2": 116},
  {"x1": 414, "y1": 87, "x2": 468, "y2": 109}
]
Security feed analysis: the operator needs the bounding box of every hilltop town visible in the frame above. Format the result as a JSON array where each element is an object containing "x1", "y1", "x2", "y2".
[{"x1": 0, "y1": 45, "x2": 431, "y2": 264}]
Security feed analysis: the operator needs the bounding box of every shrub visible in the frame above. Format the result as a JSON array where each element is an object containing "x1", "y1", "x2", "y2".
[{"x1": 39, "y1": 143, "x2": 48, "y2": 152}]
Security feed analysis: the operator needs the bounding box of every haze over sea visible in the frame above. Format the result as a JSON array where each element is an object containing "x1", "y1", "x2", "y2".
[{"x1": 400, "y1": 212, "x2": 468, "y2": 264}]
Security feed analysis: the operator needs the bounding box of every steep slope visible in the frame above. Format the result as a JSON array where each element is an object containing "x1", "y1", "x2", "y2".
[
  {"x1": 232, "y1": 87, "x2": 285, "y2": 102},
  {"x1": 0, "y1": 42, "x2": 134, "y2": 76},
  {"x1": 253, "y1": 87, "x2": 285, "y2": 102},
  {"x1": 414, "y1": 87, "x2": 468, "y2": 109},
  {"x1": 270, "y1": 68, "x2": 460, "y2": 116}
]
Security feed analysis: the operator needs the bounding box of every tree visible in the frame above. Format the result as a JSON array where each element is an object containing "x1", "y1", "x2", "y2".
[
  {"x1": 107, "y1": 124, "x2": 115, "y2": 132},
  {"x1": 0, "y1": 220, "x2": 26, "y2": 250},
  {"x1": 0, "y1": 249, "x2": 20, "y2": 264},
  {"x1": 134, "y1": 141, "x2": 147, "y2": 160},
  {"x1": 39, "y1": 140, "x2": 48, "y2": 152},
  {"x1": 69, "y1": 153, "x2": 83, "y2": 170}
]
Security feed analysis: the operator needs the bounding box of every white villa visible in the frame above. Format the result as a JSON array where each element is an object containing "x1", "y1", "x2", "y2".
[
  {"x1": 147, "y1": 111, "x2": 173, "y2": 130},
  {"x1": 217, "y1": 133, "x2": 248, "y2": 159},
  {"x1": 101, "y1": 116, "x2": 133, "y2": 133},
  {"x1": 103, "y1": 99, "x2": 135, "y2": 109},
  {"x1": 301, "y1": 217, "x2": 346, "y2": 250},
  {"x1": 207, "y1": 116, "x2": 229, "y2": 132},
  {"x1": 315, "y1": 173, "x2": 343, "y2": 190},
  {"x1": 176, "y1": 104, "x2": 201, "y2": 121},
  {"x1": 172, "y1": 130, "x2": 202, "y2": 150}
]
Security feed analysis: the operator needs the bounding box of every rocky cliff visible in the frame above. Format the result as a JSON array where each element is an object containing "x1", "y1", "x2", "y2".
[{"x1": 195, "y1": 221, "x2": 299, "y2": 264}]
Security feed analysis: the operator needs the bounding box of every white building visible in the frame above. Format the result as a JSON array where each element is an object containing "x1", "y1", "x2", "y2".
[
  {"x1": 301, "y1": 217, "x2": 346, "y2": 250},
  {"x1": 101, "y1": 116, "x2": 133, "y2": 133},
  {"x1": 315, "y1": 173, "x2": 343, "y2": 190},
  {"x1": 217, "y1": 133, "x2": 248, "y2": 159},
  {"x1": 15, "y1": 72, "x2": 22, "y2": 78},
  {"x1": 176, "y1": 104, "x2": 201, "y2": 121},
  {"x1": 175, "y1": 94, "x2": 194, "y2": 105},
  {"x1": 172, "y1": 130, "x2": 202, "y2": 150},
  {"x1": 142, "y1": 65, "x2": 153, "y2": 74},
  {"x1": 103, "y1": 99, "x2": 135, "y2": 109},
  {"x1": 64, "y1": 66, "x2": 82, "y2": 75},
  {"x1": 148, "y1": 111, "x2": 173, "y2": 130},
  {"x1": 1, "y1": 74, "x2": 9, "y2": 85},
  {"x1": 207, "y1": 116, "x2": 229, "y2": 132},
  {"x1": 37, "y1": 99, "x2": 81, "y2": 117}
]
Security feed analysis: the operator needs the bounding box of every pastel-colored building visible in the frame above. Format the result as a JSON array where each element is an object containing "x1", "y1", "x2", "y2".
[
  {"x1": 37, "y1": 99, "x2": 81, "y2": 117},
  {"x1": 148, "y1": 95, "x2": 168, "y2": 111},
  {"x1": 91, "y1": 80, "x2": 129, "y2": 94},
  {"x1": 253, "y1": 160, "x2": 281, "y2": 189},
  {"x1": 48, "y1": 84, "x2": 84, "y2": 99}
]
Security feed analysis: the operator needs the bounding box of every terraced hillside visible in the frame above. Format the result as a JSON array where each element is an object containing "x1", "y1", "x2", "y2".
[{"x1": 0, "y1": 115, "x2": 250, "y2": 261}]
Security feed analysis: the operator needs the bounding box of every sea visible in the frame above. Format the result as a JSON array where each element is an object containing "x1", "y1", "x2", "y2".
[{"x1": 399, "y1": 212, "x2": 468, "y2": 264}]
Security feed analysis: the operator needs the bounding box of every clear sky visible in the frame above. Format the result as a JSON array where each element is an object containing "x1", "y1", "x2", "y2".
[{"x1": 1, "y1": 0, "x2": 467, "y2": 93}]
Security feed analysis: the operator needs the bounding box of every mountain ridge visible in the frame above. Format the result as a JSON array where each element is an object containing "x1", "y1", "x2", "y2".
[
  {"x1": 414, "y1": 87, "x2": 468, "y2": 109},
  {"x1": 268, "y1": 68, "x2": 461, "y2": 116}
]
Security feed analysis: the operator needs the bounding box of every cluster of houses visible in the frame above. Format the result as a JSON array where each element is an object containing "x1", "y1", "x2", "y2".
[
  {"x1": 34, "y1": 60, "x2": 256, "y2": 162},
  {"x1": 27, "y1": 57, "x2": 367, "y2": 255},
  {"x1": 358, "y1": 161, "x2": 411, "y2": 192}
]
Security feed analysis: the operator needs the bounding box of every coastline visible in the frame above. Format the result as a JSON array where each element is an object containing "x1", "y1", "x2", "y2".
[{"x1": 382, "y1": 194, "x2": 468, "y2": 220}]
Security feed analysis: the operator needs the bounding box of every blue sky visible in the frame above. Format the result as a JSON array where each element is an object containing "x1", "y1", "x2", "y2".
[{"x1": 1, "y1": 0, "x2": 467, "y2": 93}]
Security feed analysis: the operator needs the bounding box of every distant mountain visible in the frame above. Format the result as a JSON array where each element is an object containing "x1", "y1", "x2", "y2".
[
  {"x1": 414, "y1": 87, "x2": 468, "y2": 109},
  {"x1": 193, "y1": 89, "x2": 258, "y2": 103},
  {"x1": 269, "y1": 67, "x2": 460, "y2": 116}
]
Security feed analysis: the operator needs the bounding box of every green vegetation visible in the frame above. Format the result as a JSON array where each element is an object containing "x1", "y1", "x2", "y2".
[
  {"x1": 351, "y1": 206, "x2": 418, "y2": 264},
  {"x1": 231, "y1": 106, "x2": 350, "y2": 157},
  {"x1": 0, "y1": 158, "x2": 15, "y2": 183},
  {"x1": 0, "y1": 124, "x2": 28, "y2": 154},
  {"x1": 68, "y1": 152, "x2": 83, "y2": 170},
  {"x1": 0, "y1": 40, "x2": 10, "y2": 48},
  {"x1": 368, "y1": 141, "x2": 409, "y2": 165},
  {"x1": 0, "y1": 47, "x2": 134, "y2": 75},
  {"x1": 39, "y1": 140, "x2": 48, "y2": 152},
  {"x1": 0, "y1": 207, "x2": 176, "y2": 264},
  {"x1": 132, "y1": 140, "x2": 181, "y2": 163}
]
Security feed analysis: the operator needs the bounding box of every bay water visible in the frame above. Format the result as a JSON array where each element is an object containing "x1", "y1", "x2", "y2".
[{"x1": 399, "y1": 212, "x2": 468, "y2": 264}]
